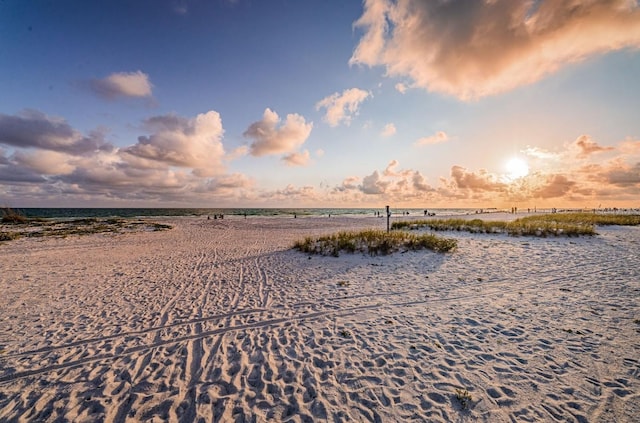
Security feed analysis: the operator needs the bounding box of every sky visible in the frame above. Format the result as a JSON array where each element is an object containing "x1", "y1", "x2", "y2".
[{"x1": 1, "y1": 0, "x2": 639, "y2": 209}]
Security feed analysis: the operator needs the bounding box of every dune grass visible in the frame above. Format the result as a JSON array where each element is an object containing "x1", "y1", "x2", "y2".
[
  {"x1": 293, "y1": 229, "x2": 457, "y2": 256},
  {"x1": 517, "y1": 212, "x2": 640, "y2": 226},
  {"x1": 391, "y1": 212, "x2": 640, "y2": 237},
  {"x1": 1, "y1": 207, "x2": 28, "y2": 224},
  {"x1": 0, "y1": 217, "x2": 172, "y2": 242}
]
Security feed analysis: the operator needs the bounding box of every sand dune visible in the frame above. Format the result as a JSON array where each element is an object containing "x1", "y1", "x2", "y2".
[{"x1": 1, "y1": 215, "x2": 639, "y2": 422}]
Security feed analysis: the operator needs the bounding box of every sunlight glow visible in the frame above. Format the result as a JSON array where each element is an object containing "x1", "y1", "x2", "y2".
[{"x1": 505, "y1": 157, "x2": 529, "y2": 179}]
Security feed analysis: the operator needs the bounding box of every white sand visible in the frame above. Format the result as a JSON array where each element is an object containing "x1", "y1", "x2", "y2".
[{"x1": 1, "y1": 215, "x2": 639, "y2": 422}]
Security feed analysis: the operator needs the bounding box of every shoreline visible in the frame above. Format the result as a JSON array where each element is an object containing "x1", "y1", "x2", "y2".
[
  {"x1": 1, "y1": 216, "x2": 639, "y2": 421},
  {"x1": 7, "y1": 205, "x2": 640, "y2": 221}
]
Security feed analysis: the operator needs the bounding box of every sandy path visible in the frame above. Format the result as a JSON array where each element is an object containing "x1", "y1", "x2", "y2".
[{"x1": 1, "y1": 216, "x2": 638, "y2": 422}]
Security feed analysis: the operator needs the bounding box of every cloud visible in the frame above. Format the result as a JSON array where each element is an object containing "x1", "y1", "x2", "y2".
[
  {"x1": 380, "y1": 123, "x2": 396, "y2": 137},
  {"x1": 282, "y1": 150, "x2": 311, "y2": 167},
  {"x1": 619, "y1": 138, "x2": 640, "y2": 154},
  {"x1": 172, "y1": 0, "x2": 189, "y2": 15},
  {"x1": 522, "y1": 146, "x2": 559, "y2": 160},
  {"x1": 265, "y1": 184, "x2": 320, "y2": 204},
  {"x1": 226, "y1": 145, "x2": 250, "y2": 161},
  {"x1": 361, "y1": 170, "x2": 390, "y2": 194},
  {"x1": 12, "y1": 150, "x2": 76, "y2": 175},
  {"x1": 383, "y1": 159, "x2": 408, "y2": 177},
  {"x1": 195, "y1": 173, "x2": 254, "y2": 194},
  {"x1": 244, "y1": 108, "x2": 313, "y2": 157},
  {"x1": 124, "y1": 111, "x2": 225, "y2": 176},
  {"x1": 583, "y1": 160, "x2": 640, "y2": 187},
  {"x1": 572, "y1": 134, "x2": 615, "y2": 158},
  {"x1": 0, "y1": 163, "x2": 47, "y2": 183},
  {"x1": 412, "y1": 171, "x2": 430, "y2": 192},
  {"x1": 2, "y1": 105, "x2": 638, "y2": 207},
  {"x1": 351, "y1": 0, "x2": 640, "y2": 100},
  {"x1": 0, "y1": 110, "x2": 112, "y2": 155},
  {"x1": 450, "y1": 166, "x2": 506, "y2": 192},
  {"x1": 335, "y1": 160, "x2": 434, "y2": 200},
  {"x1": 531, "y1": 174, "x2": 577, "y2": 199},
  {"x1": 605, "y1": 162, "x2": 640, "y2": 187},
  {"x1": 0, "y1": 110, "x2": 261, "y2": 205},
  {"x1": 338, "y1": 176, "x2": 360, "y2": 191},
  {"x1": 89, "y1": 71, "x2": 153, "y2": 99},
  {"x1": 415, "y1": 131, "x2": 449, "y2": 146},
  {"x1": 395, "y1": 83, "x2": 408, "y2": 94},
  {"x1": 316, "y1": 88, "x2": 371, "y2": 127}
]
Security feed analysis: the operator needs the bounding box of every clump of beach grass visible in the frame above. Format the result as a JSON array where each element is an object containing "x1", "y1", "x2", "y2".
[
  {"x1": 0, "y1": 217, "x2": 172, "y2": 242},
  {"x1": 1, "y1": 207, "x2": 28, "y2": 224},
  {"x1": 392, "y1": 212, "x2": 640, "y2": 237},
  {"x1": 293, "y1": 229, "x2": 457, "y2": 257},
  {"x1": 0, "y1": 231, "x2": 22, "y2": 241},
  {"x1": 517, "y1": 212, "x2": 640, "y2": 227}
]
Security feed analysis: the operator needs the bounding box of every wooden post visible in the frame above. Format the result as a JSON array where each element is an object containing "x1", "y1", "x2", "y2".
[{"x1": 386, "y1": 205, "x2": 390, "y2": 233}]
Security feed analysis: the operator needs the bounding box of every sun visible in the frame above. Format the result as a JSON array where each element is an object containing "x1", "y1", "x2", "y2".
[{"x1": 505, "y1": 157, "x2": 529, "y2": 179}]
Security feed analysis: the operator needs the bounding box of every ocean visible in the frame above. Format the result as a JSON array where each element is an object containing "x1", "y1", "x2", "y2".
[{"x1": 11, "y1": 207, "x2": 492, "y2": 219}]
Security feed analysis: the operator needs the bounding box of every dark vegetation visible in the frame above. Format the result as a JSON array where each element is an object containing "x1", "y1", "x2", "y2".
[{"x1": 1, "y1": 207, "x2": 172, "y2": 242}]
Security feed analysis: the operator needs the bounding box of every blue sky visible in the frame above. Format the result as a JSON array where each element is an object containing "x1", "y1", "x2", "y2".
[{"x1": 1, "y1": 0, "x2": 639, "y2": 208}]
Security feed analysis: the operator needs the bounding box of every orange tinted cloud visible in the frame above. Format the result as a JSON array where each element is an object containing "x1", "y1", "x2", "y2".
[
  {"x1": 316, "y1": 88, "x2": 371, "y2": 127},
  {"x1": 531, "y1": 174, "x2": 577, "y2": 198},
  {"x1": 351, "y1": 0, "x2": 640, "y2": 100},
  {"x1": 572, "y1": 135, "x2": 615, "y2": 158},
  {"x1": 282, "y1": 150, "x2": 311, "y2": 167},
  {"x1": 244, "y1": 108, "x2": 313, "y2": 157},
  {"x1": 415, "y1": 131, "x2": 449, "y2": 146},
  {"x1": 605, "y1": 162, "x2": 640, "y2": 187},
  {"x1": 450, "y1": 165, "x2": 506, "y2": 191}
]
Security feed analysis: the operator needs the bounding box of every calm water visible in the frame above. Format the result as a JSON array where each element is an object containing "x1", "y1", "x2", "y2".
[{"x1": 13, "y1": 207, "x2": 492, "y2": 219}]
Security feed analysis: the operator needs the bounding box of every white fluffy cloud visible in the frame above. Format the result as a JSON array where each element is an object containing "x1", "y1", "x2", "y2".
[
  {"x1": 89, "y1": 71, "x2": 153, "y2": 99},
  {"x1": 351, "y1": 0, "x2": 640, "y2": 100},
  {"x1": 316, "y1": 88, "x2": 371, "y2": 127},
  {"x1": 244, "y1": 108, "x2": 313, "y2": 157},
  {"x1": 124, "y1": 111, "x2": 225, "y2": 176}
]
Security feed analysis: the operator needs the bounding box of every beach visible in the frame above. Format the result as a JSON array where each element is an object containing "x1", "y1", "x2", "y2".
[{"x1": 1, "y1": 214, "x2": 639, "y2": 422}]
